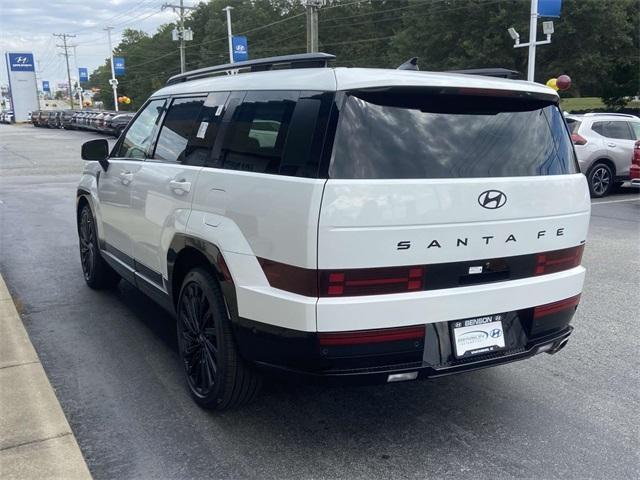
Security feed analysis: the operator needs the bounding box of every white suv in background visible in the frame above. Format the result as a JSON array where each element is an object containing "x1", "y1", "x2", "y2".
[
  {"x1": 566, "y1": 113, "x2": 640, "y2": 197},
  {"x1": 76, "y1": 53, "x2": 590, "y2": 410}
]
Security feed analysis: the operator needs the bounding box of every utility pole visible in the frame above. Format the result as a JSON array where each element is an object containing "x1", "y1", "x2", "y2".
[
  {"x1": 305, "y1": 1, "x2": 322, "y2": 53},
  {"x1": 222, "y1": 6, "x2": 234, "y2": 63},
  {"x1": 53, "y1": 33, "x2": 76, "y2": 109},
  {"x1": 163, "y1": 1, "x2": 196, "y2": 73},
  {"x1": 34, "y1": 60, "x2": 42, "y2": 109},
  {"x1": 104, "y1": 27, "x2": 118, "y2": 112},
  {"x1": 70, "y1": 45, "x2": 83, "y2": 109},
  {"x1": 507, "y1": 0, "x2": 554, "y2": 82}
]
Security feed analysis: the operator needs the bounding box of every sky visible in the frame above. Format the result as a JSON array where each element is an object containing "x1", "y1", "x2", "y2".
[{"x1": 0, "y1": 0, "x2": 179, "y2": 89}]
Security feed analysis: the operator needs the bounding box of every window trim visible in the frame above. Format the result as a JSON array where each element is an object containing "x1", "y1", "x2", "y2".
[
  {"x1": 110, "y1": 97, "x2": 168, "y2": 160},
  {"x1": 148, "y1": 95, "x2": 207, "y2": 164},
  {"x1": 591, "y1": 120, "x2": 634, "y2": 141}
]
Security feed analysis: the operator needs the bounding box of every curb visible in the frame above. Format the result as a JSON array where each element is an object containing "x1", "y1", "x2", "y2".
[{"x1": 0, "y1": 273, "x2": 92, "y2": 480}]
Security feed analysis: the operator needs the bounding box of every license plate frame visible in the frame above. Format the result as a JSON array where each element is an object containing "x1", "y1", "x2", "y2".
[{"x1": 451, "y1": 313, "x2": 506, "y2": 359}]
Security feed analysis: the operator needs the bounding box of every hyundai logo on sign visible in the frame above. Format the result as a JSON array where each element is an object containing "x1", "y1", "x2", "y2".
[
  {"x1": 114, "y1": 57, "x2": 125, "y2": 76},
  {"x1": 42, "y1": 81, "x2": 50, "y2": 92},
  {"x1": 8, "y1": 53, "x2": 35, "y2": 72},
  {"x1": 478, "y1": 190, "x2": 507, "y2": 209},
  {"x1": 232, "y1": 36, "x2": 248, "y2": 62},
  {"x1": 78, "y1": 67, "x2": 89, "y2": 83}
]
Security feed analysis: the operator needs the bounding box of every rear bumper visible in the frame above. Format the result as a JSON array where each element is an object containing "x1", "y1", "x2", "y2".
[
  {"x1": 233, "y1": 300, "x2": 579, "y2": 386},
  {"x1": 253, "y1": 327, "x2": 573, "y2": 386}
]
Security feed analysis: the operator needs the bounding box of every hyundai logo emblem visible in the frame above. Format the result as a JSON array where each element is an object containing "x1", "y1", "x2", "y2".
[
  {"x1": 478, "y1": 190, "x2": 507, "y2": 209},
  {"x1": 490, "y1": 329, "x2": 502, "y2": 338}
]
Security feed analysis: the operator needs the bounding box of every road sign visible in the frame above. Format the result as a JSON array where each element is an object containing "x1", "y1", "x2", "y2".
[{"x1": 232, "y1": 36, "x2": 248, "y2": 62}]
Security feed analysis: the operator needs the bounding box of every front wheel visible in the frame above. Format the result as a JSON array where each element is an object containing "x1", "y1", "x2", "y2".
[
  {"x1": 588, "y1": 163, "x2": 614, "y2": 198},
  {"x1": 78, "y1": 205, "x2": 120, "y2": 289},
  {"x1": 177, "y1": 268, "x2": 262, "y2": 410}
]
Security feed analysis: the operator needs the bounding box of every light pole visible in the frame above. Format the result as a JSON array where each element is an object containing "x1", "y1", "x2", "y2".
[
  {"x1": 507, "y1": 0, "x2": 554, "y2": 82},
  {"x1": 105, "y1": 26, "x2": 118, "y2": 112},
  {"x1": 222, "y1": 6, "x2": 234, "y2": 63}
]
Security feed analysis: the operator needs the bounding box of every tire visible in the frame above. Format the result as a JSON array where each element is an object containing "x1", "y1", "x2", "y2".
[
  {"x1": 587, "y1": 162, "x2": 614, "y2": 198},
  {"x1": 176, "y1": 267, "x2": 262, "y2": 410},
  {"x1": 78, "y1": 204, "x2": 120, "y2": 289}
]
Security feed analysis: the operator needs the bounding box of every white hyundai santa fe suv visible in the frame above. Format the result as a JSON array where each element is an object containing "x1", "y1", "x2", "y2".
[{"x1": 77, "y1": 53, "x2": 590, "y2": 410}]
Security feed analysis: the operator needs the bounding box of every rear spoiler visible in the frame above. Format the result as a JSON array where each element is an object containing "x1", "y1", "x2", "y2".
[{"x1": 446, "y1": 68, "x2": 521, "y2": 79}]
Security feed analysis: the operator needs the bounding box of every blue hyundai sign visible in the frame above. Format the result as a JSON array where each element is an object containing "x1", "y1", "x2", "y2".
[
  {"x1": 539, "y1": 0, "x2": 562, "y2": 17},
  {"x1": 8, "y1": 53, "x2": 35, "y2": 72},
  {"x1": 114, "y1": 57, "x2": 125, "y2": 76},
  {"x1": 232, "y1": 36, "x2": 248, "y2": 62},
  {"x1": 78, "y1": 67, "x2": 88, "y2": 83},
  {"x1": 42, "y1": 81, "x2": 50, "y2": 92}
]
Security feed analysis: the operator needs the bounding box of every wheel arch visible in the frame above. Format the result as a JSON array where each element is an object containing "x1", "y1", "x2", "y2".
[
  {"x1": 167, "y1": 235, "x2": 238, "y2": 318},
  {"x1": 588, "y1": 157, "x2": 616, "y2": 176}
]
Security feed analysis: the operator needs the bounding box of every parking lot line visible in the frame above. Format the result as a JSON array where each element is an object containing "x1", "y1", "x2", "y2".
[{"x1": 591, "y1": 197, "x2": 640, "y2": 205}]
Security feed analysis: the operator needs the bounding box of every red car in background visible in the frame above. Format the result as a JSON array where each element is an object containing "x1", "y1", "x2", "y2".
[{"x1": 632, "y1": 140, "x2": 640, "y2": 187}]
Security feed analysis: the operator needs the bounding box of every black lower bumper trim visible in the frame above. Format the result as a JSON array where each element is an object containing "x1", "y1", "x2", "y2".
[{"x1": 253, "y1": 327, "x2": 573, "y2": 386}]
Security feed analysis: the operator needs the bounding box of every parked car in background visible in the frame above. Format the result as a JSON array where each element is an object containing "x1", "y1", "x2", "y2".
[
  {"x1": 631, "y1": 140, "x2": 640, "y2": 188},
  {"x1": 105, "y1": 112, "x2": 134, "y2": 137},
  {"x1": 35, "y1": 110, "x2": 48, "y2": 127},
  {"x1": 1, "y1": 111, "x2": 15, "y2": 124},
  {"x1": 566, "y1": 113, "x2": 640, "y2": 197},
  {"x1": 61, "y1": 110, "x2": 75, "y2": 129}
]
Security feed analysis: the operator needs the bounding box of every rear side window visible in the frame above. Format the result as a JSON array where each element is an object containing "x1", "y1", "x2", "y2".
[
  {"x1": 591, "y1": 121, "x2": 633, "y2": 140},
  {"x1": 630, "y1": 122, "x2": 640, "y2": 140},
  {"x1": 566, "y1": 118, "x2": 581, "y2": 133},
  {"x1": 329, "y1": 89, "x2": 577, "y2": 179},
  {"x1": 153, "y1": 96, "x2": 205, "y2": 163},
  {"x1": 220, "y1": 91, "x2": 298, "y2": 174}
]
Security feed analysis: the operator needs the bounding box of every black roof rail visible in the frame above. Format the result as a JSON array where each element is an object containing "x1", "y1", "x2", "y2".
[
  {"x1": 166, "y1": 52, "x2": 336, "y2": 86},
  {"x1": 446, "y1": 68, "x2": 521, "y2": 79}
]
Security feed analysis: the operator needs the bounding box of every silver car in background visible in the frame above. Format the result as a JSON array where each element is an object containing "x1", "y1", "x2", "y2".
[{"x1": 565, "y1": 113, "x2": 640, "y2": 197}]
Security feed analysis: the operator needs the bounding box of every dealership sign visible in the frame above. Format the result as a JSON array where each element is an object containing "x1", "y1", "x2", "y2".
[
  {"x1": 232, "y1": 36, "x2": 248, "y2": 62},
  {"x1": 42, "y1": 80, "x2": 50, "y2": 92},
  {"x1": 8, "y1": 53, "x2": 35, "y2": 72},
  {"x1": 79, "y1": 67, "x2": 89, "y2": 82},
  {"x1": 114, "y1": 57, "x2": 125, "y2": 76}
]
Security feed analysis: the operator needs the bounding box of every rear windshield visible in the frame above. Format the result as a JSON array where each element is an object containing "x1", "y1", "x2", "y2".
[{"x1": 329, "y1": 89, "x2": 577, "y2": 179}]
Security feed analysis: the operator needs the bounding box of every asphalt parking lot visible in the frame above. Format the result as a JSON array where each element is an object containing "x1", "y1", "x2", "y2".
[{"x1": 0, "y1": 123, "x2": 638, "y2": 480}]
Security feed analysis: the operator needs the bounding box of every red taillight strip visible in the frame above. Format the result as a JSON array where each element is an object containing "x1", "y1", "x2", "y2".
[
  {"x1": 535, "y1": 245, "x2": 584, "y2": 275},
  {"x1": 318, "y1": 325, "x2": 425, "y2": 346},
  {"x1": 533, "y1": 294, "x2": 581, "y2": 319}
]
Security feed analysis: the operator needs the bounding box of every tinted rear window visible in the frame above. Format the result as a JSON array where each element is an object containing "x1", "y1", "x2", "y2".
[{"x1": 330, "y1": 89, "x2": 577, "y2": 179}]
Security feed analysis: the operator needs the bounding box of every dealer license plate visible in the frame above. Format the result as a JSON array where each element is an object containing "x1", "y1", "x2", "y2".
[{"x1": 452, "y1": 314, "x2": 506, "y2": 359}]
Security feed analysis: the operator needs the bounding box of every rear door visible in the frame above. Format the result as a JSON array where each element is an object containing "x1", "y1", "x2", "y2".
[
  {"x1": 591, "y1": 120, "x2": 635, "y2": 177},
  {"x1": 131, "y1": 95, "x2": 206, "y2": 287},
  {"x1": 317, "y1": 88, "x2": 590, "y2": 279}
]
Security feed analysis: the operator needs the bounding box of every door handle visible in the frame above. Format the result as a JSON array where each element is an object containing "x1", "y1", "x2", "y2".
[
  {"x1": 169, "y1": 179, "x2": 191, "y2": 194},
  {"x1": 119, "y1": 171, "x2": 133, "y2": 185},
  {"x1": 606, "y1": 142, "x2": 616, "y2": 148}
]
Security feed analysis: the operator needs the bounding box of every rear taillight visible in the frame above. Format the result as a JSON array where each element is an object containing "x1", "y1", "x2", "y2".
[
  {"x1": 318, "y1": 325, "x2": 425, "y2": 346},
  {"x1": 320, "y1": 266, "x2": 424, "y2": 297},
  {"x1": 534, "y1": 294, "x2": 581, "y2": 319},
  {"x1": 534, "y1": 245, "x2": 584, "y2": 275},
  {"x1": 571, "y1": 133, "x2": 587, "y2": 145},
  {"x1": 633, "y1": 140, "x2": 640, "y2": 166}
]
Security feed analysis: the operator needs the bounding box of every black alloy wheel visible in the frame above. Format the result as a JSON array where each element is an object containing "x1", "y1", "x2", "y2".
[
  {"x1": 78, "y1": 205, "x2": 120, "y2": 289},
  {"x1": 177, "y1": 268, "x2": 261, "y2": 410}
]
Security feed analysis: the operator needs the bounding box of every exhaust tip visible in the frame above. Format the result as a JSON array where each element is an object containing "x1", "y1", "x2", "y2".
[
  {"x1": 387, "y1": 371, "x2": 418, "y2": 383},
  {"x1": 546, "y1": 337, "x2": 569, "y2": 355}
]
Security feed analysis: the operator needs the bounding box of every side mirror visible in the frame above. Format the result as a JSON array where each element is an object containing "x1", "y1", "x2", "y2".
[{"x1": 81, "y1": 139, "x2": 109, "y2": 170}]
